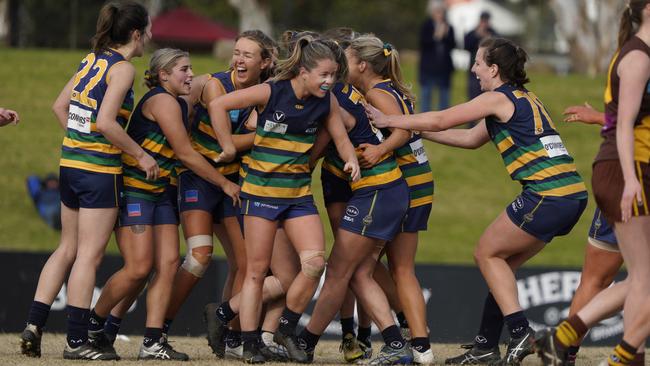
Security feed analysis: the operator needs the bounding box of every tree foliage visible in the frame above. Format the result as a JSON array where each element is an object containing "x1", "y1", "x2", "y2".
[{"x1": 549, "y1": 0, "x2": 624, "y2": 76}]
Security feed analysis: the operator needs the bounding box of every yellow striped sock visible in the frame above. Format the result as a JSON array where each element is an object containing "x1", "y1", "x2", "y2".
[
  {"x1": 608, "y1": 344, "x2": 636, "y2": 366},
  {"x1": 554, "y1": 321, "x2": 578, "y2": 347}
]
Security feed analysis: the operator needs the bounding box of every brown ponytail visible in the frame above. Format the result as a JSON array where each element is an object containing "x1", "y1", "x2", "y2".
[
  {"x1": 91, "y1": 0, "x2": 148, "y2": 53},
  {"x1": 479, "y1": 37, "x2": 530, "y2": 88},
  {"x1": 618, "y1": 1, "x2": 649, "y2": 49}
]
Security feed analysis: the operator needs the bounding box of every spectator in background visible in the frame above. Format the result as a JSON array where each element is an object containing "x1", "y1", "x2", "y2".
[
  {"x1": 465, "y1": 11, "x2": 498, "y2": 100},
  {"x1": 26, "y1": 174, "x2": 62, "y2": 230},
  {"x1": 0, "y1": 107, "x2": 19, "y2": 126},
  {"x1": 418, "y1": 0, "x2": 456, "y2": 112}
]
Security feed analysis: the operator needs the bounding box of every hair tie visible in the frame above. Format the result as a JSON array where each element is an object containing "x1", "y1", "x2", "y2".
[{"x1": 383, "y1": 43, "x2": 392, "y2": 57}]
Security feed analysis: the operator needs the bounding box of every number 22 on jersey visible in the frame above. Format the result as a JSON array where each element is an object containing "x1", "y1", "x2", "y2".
[{"x1": 71, "y1": 53, "x2": 108, "y2": 110}]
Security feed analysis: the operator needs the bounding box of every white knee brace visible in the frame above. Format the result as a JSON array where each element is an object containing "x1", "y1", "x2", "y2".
[
  {"x1": 181, "y1": 235, "x2": 213, "y2": 278},
  {"x1": 299, "y1": 250, "x2": 326, "y2": 279}
]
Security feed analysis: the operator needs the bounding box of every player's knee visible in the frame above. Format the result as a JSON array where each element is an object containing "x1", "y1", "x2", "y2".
[
  {"x1": 126, "y1": 259, "x2": 153, "y2": 280},
  {"x1": 55, "y1": 242, "x2": 77, "y2": 264},
  {"x1": 581, "y1": 274, "x2": 614, "y2": 292},
  {"x1": 473, "y1": 246, "x2": 488, "y2": 265},
  {"x1": 181, "y1": 235, "x2": 213, "y2": 278},
  {"x1": 349, "y1": 271, "x2": 367, "y2": 293},
  {"x1": 300, "y1": 250, "x2": 326, "y2": 279},
  {"x1": 156, "y1": 253, "x2": 180, "y2": 276},
  {"x1": 263, "y1": 275, "x2": 285, "y2": 299},
  {"x1": 389, "y1": 264, "x2": 415, "y2": 280}
]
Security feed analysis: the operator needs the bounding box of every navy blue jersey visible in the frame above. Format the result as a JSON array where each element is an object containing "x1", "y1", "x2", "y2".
[
  {"x1": 188, "y1": 70, "x2": 253, "y2": 178},
  {"x1": 122, "y1": 86, "x2": 188, "y2": 200},
  {"x1": 61, "y1": 49, "x2": 134, "y2": 174},
  {"x1": 372, "y1": 80, "x2": 434, "y2": 208},
  {"x1": 485, "y1": 83, "x2": 586, "y2": 198},
  {"x1": 241, "y1": 79, "x2": 330, "y2": 203},
  {"x1": 323, "y1": 83, "x2": 402, "y2": 191}
]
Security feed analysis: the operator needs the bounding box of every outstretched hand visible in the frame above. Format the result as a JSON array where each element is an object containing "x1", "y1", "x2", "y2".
[
  {"x1": 0, "y1": 108, "x2": 19, "y2": 126},
  {"x1": 365, "y1": 104, "x2": 390, "y2": 128},
  {"x1": 563, "y1": 102, "x2": 602, "y2": 125}
]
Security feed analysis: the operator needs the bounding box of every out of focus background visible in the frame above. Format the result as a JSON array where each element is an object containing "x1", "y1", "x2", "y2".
[
  {"x1": 0, "y1": 0, "x2": 624, "y2": 264},
  {"x1": 0, "y1": 0, "x2": 631, "y2": 344}
]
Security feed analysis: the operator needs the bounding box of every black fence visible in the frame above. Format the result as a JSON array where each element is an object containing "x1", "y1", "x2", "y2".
[{"x1": 1, "y1": 251, "x2": 625, "y2": 345}]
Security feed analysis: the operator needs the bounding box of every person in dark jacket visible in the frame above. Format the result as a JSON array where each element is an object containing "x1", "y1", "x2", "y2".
[
  {"x1": 418, "y1": 0, "x2": 456, "y2": 112},
  {"x1": 464, "y1": 11, "x2": 498, "y2": 100}
]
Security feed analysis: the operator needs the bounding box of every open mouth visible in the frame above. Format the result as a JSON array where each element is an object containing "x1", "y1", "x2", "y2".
[
  {"x1": 236, "y1": 66, "x2": 248, "y2": 78},
  {"x1": 319, "y1": 84, "x2": 330, "y2": 91}
]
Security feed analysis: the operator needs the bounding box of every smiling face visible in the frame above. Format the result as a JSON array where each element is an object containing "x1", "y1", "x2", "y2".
[
  {"x1": 299, "y1": 58, "x2": 338, "y2": 98},
  {"x1": 161, "y1": 56, "x2": 193, "y2": 96},
  {"x1": 232, "y1": 37, "x2": 271, "y2": 88},
  {"x1": 471, "y1": 47, "x2": 498, "y2": 92}
]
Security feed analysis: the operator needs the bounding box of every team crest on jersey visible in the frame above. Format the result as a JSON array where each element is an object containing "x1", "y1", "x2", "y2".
[{"x1": 273, "y1": 110, "x2": 285, "y2": 122}]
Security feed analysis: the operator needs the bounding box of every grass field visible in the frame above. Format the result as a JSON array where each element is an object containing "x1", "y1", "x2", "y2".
[
  {"x1": 1, "y1": 333, "x2": 612, "y2": 365},
  {"x1": 0, "y1": 47, "x2": 607, "y2": 266}
]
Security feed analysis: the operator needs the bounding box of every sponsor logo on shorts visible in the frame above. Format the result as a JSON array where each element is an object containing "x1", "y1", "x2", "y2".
[
  {"x1": 185, "y1": 190, "x2": 199, "y2": 203},
  {"x1": 594, "y1": 218, "x2": 602, "y2": 231},
  {"x1": 305, "y1": 127, "x2": 317, "y2": 134},
  {"x1": 523, "y1": 213, "x2": 534, "y2": 223},
  {"x1": 127, "y1": 203, "x2": 141, "y2": 217},
  {"x1": 345, "y1": 205, "x2": 359, "y2": 217},
  {"x1": 254, "y1": 201, "x2": 279, "y2": 210},
  {"x1": 362, "y1": 214, "x2": 373, "y2": 225},
  {"x1": 512, "y1": 196, "x2": 524, "y2": 212}
]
